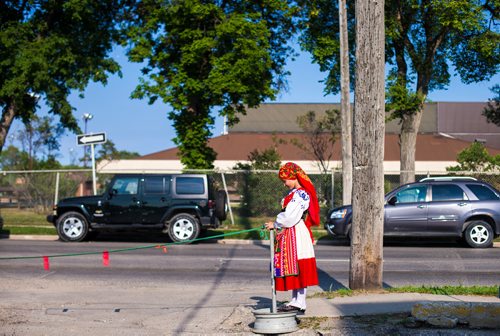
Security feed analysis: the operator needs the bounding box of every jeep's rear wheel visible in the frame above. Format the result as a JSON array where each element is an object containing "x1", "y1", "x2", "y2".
[
  {"x1": 464, "y1": 220, "x2": 493, "y2": 248},
  {"x1": 215, "y1": 190, "x2": 227, "y2": 221},
  {"x1": 56, "y1": 211, "x2": 89, "y2": 242},
  {"x1": 168, "y1": 213, "x2": 200, "y2": 243}
]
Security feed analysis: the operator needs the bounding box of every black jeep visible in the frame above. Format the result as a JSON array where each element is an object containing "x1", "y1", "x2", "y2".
[{"x1": 47, "y1": 174, "x2": 227, "y2": 243}]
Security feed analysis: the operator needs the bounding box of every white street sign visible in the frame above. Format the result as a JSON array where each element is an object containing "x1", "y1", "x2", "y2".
[{"x1": 77, "y1": 132, "x2": 106, "y2": 146}]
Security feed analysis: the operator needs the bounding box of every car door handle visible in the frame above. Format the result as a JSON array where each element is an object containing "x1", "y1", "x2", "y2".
[
  {"x1": 417, "y1": 205, "x2": 425, "y2": 209},
  {"x1": 458, "y1": 202, "x2": 467, "y2": 206}
]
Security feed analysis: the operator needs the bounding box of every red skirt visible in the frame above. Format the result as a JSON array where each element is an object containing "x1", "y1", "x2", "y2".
[{"x1": 275, "y1": 257, "x2": 318, "y2": 291}]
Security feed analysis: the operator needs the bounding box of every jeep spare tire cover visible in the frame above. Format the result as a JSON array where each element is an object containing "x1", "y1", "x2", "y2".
[{"x1": 215, "y1": 190, "x2": 227, "y2": 221}]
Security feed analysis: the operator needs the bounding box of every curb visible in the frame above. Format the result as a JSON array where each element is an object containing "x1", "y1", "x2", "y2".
[
  {"x1": 306, "y1": 292, "x2": 500, "y2": 332},
  {"x1": 1, "y1": 235, "x2": 500, "y2": 247},
  {"x1": 0, "y1": 234, "x2": 58, "y2": 241},
  {"x1": 412, "y1": 301, "x2": 500, "y2": 328}
]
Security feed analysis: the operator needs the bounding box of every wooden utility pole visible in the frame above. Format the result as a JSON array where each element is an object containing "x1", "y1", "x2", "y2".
[
  {"x1": 349, "y1": 0, "x2": 385, "y2": 290},
  {"x1": 339, "y1": 0, "x2": 352, "y2": 205}
]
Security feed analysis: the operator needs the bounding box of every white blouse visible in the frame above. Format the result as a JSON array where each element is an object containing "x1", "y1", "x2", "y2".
[{"x1": 275, "y1": 189, "x2": 310, "y2": 228}]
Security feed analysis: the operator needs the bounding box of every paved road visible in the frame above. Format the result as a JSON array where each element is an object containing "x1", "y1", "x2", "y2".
[
  {"x1": 1, "y1": 239, "x2": 499, "y2": 287},
  {"x1": 1, "y1": 239, "x2": 499, "y2": 335}
]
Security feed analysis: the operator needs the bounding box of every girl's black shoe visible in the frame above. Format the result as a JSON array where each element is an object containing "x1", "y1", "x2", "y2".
[{"x1": 277, "y1": 305, "x2": 305, "y2": 314}]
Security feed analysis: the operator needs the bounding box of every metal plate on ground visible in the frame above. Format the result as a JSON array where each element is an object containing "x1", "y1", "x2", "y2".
[{"x1": 252, "y1": 308, "x2": 298, "y2": 334}]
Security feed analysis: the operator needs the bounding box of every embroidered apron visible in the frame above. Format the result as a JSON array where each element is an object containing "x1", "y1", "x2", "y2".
[{"x1": 273, "y1": 190, "x2": 303, "y2": 277}]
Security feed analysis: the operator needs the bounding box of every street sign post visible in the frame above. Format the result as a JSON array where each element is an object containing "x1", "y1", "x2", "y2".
[{"x1": 76, "y1": 132, "x2": 107, "y2": 195}]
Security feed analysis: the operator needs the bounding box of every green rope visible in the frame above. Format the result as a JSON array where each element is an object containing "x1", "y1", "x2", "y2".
[{"x1": 0, "y1": 227, "x2": 269, "y2": 260}]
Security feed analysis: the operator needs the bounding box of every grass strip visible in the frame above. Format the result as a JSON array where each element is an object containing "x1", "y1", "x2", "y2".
[
  {"x1": 312, "y1": 285, "x2": 500, "y2": 299},
  {"x1": 1, "y1": 227, "x2": 56, "y2": 235},
  {"x1": 386, "y1": 284, "x2": 499, "y2": 296},
  {"x1": 1, "y1": 208, "x2": 48, "y2": 226}
]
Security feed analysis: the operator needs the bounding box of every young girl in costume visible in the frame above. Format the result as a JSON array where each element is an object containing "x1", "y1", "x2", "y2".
[{"x1": 265, "y1": 162, "x2": 319, "y2": 313}]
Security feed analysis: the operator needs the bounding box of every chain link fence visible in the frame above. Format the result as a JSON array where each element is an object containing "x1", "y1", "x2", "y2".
[{"x1": 0, "y1": 169, "x2": 499, "y2": 219}]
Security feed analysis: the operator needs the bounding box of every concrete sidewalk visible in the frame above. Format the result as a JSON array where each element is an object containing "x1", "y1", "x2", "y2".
[
  {"x1": 303, "y1": 292, "x2": 500, "y2": 330},
  {"x1": 306, "y1": 292, "x2": 500, "y2": 318}
]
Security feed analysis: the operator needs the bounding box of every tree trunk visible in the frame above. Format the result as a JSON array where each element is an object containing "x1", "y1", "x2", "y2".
[
  {"x1": 171, "y1": 104, "x2": 216, "y2": 169},
  {"x1": 350, "y1": 0, "x2": 385, "y2": 291},
  {"x1": 399, "y1": 106, "x2": 423, "y2": 185},
  {"x1": 0, "y1": 101, "x2": 17, "y2": 154},
  {"x1": 339, "y1": 0, "x2": 352, "y2": 206}
]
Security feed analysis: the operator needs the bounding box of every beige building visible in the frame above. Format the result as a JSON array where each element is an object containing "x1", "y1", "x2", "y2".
[{"x1": 98, "y1": 102, "x2": 500, "y2": 174}]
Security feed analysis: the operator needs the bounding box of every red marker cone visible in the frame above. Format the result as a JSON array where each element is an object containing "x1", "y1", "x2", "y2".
[
  {"x1": 43, "y1": 256, "x2": 50, "y2": 271},
  {"x1": 103, "y1": 251, "x2": 109, "y2": 266}
]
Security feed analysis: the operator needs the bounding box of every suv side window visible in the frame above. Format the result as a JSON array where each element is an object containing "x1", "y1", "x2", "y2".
[
  {"x1": 466, "y1": 184, "x2": 500, "y2": 201},
  {"x1": 431, "y1": 184, "x2": 466, "y2": 201},
  {"x1": 176, "y1": 177, "x2": 205, "y2": 195},
  {"x1": 144, "y1": 176, "x2": 170, "y2": 194},
  {"x1": 111, "y1": 177, "x2": 139, "y2": 195},
  {"x1": 396, "y1": 185, "x2": 427, "y2": 203}
]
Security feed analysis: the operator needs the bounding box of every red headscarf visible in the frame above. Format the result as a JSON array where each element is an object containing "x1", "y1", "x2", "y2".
[{"x1": 278, "y1": 162, "x2": 320, "y2": 228}]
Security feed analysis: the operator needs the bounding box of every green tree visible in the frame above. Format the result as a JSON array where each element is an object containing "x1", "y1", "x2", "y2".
[
  {"x1": 292, "y1": 110, "x2": 340, "y2": 206},
  {"x1": 15, "y1": 116, "x2": 65, "y2": 169},
  {"x1": 447, "y1": 141, "x2": 499, "y2": 172},
  {"x1": 33, "y1": 116, "x2": 65, "y2": 159},
  {"x1": 0, "y1": 145, "x2": 63, "y2": 212},
  {"x1": 0, "y1": 145, "x2": 30, "y2": 170},
  {"x1": 299, "y1": 1, "x2": 499, "y2": 184},
  {"x1": 3, "y1": 115, "x2": 65, "y2": 169},
  {"x1": 234, "y1": 147, "x2": 282, "y2": 217},
  {"x1": 385, "y1": 0, "x2": 499, "y2": 184},
  {"x1": 124, "y1": 0, "x2": 297, "y2": 169},
  {"x1": 482, "y1": 84, "x2": 500, "y2": 126},
  {"x1": 96, "y1": 140, "x2": 140, "y2": 161},
  {"x1": 247, "y1": 148, "x2": 282, "y2": 170},
  {"x1": 0, "y1": 1, "x2": 127, "y2": 154},
  {"x1": 299, "y1": 0, "x2": 354, "y2": 205},
  {"x1": 295, "y1": 110, "x2": 340, "y2": 173},
  {"x1": 0, "y1": 144, "x2": 62, "y2": 171},
  {"x1": 298, "y1": 0, "x2": 356, "y2": 95}
]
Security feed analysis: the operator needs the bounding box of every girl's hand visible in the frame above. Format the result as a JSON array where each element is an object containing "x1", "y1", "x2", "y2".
[{"x1": 265, "y1": 222, "x2": 274, "y2": 230}]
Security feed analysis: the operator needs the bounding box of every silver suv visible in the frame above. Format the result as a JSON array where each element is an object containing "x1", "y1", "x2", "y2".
[{"x1": 325, "y1": 178, "x2": 500, "y2": 248}]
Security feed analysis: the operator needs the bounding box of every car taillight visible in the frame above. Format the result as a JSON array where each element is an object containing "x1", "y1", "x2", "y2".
[{"x1": 208, "y1": 200, "x2": 214, "y2": 209}]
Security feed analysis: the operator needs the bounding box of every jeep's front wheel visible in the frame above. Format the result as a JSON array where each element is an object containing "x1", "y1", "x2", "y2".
[
  {"x1": 168, "y1": 214, "x2": 200, "y2": 243},
  {"x1": 56, "y1": 211, "x2": 89, "y2": 242}
]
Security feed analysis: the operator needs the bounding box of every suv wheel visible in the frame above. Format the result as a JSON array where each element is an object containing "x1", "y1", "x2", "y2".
[
  {"x1": 168, "y1": 213, "x2": 200, "y2": 243},
  {"x1": 56, "y1": 211, "x2": 89, "y2": 242},
  {"x1": 215, "y1": 190, "x2": 227, "y2": 221},
  {"x1": 464, "y1": 220, "x2": 493, "y2": 248}
]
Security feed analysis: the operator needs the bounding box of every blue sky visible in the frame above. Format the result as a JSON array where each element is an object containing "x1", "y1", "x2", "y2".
[{"x1": 7, "y1": 48, "x2": 500, "y2": 165}]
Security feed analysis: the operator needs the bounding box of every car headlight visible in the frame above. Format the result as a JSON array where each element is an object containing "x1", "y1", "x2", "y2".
[{"x1": 330, "y1": 209, "x2": 347, "y2": 219}]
